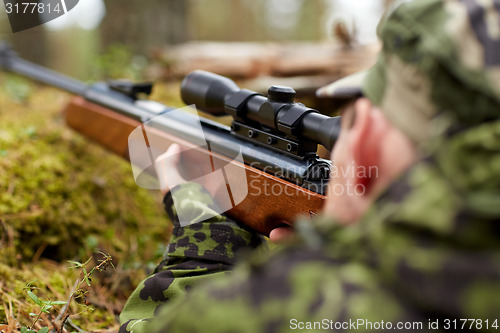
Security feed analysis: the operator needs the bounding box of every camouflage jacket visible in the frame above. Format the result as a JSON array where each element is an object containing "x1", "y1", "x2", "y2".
[{"x1": 119, "y1": 120, "x2": 500, "y2": 333}]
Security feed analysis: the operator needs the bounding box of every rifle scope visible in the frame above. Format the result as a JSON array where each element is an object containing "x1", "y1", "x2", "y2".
[{"x1": 181, "y1": 70, "x2": 340, "y2": 156}]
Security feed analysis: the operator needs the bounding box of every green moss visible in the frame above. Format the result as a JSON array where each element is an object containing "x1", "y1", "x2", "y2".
[
  {"x1": 0, "y1": 75, "x2": 174, "y2": 263},
  {"x1": 0, "y1": 73, "x2": 186, "y2": 330}
]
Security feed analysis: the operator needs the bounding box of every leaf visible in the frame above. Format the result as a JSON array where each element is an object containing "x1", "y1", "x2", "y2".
[
  {"x1": 25, "y1": 279, "x2": 38, "y2": 288},
  {"x1": 38, "y1": 328, "x2": 49, "y2": 333},
  {"x1": 20, "y1": 328, "x2": 36, "y2": 333},
  {"x1": 50, "y1": 301, "x2": 67, "y2": 305},
  {"x1": 84, "y1": 276, "x2": 91, "y2": 286},
  {"x1": 67, "y1": 260, "x2": 83, "y2": 268},
  {"x1": 83, "y1": 267, "x2": 91, "y2": 286},
  {"x1": 27, "y1": 290, "x2": 42, "y2": 306},
  {"x1": 29, "y1": 313, "x2": 37, "y2": 317}
]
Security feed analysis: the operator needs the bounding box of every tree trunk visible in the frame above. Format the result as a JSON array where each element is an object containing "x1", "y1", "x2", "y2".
[
  {"x1": 99, "y1": 0, "x2": 189, "y2": 56},
  {"x1": 8, "y1": 26, "x2": 47, "y2": 66}
]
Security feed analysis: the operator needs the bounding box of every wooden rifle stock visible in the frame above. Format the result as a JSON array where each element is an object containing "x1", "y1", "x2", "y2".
[{"x1": 64, "y1": 96, "x2": 325, "y2": 235}]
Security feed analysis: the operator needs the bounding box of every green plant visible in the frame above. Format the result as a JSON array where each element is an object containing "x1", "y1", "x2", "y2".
[
  {"x1": 20, "y1": 252, "x2": 114, "y2": 333},
  {"x1": 23, "y1": 280, "x2": 67, "y2": 333}
]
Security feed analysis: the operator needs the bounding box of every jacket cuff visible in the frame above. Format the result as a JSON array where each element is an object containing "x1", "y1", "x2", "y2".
[{"x1": 163, "y1": 182, "x2": 265, "y2": 264}]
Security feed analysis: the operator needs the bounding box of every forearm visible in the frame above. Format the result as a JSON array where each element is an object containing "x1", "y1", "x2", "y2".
[{"x1": 119, "y1": 182, "x2": 265, "y2": 333}]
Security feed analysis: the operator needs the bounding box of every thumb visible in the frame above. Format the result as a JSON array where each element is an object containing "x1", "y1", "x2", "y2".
[
  {"x1": 155, "y1": 143, "x2": 185, "y2": 194},
  {"x1": 269, "y1": 225, "x2": 296, "y2": 244},
  {"x1": 163, "y1": 143, "x2": 182, "y2": 165}
]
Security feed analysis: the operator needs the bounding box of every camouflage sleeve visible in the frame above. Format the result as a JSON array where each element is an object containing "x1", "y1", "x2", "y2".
[
  {"x1": 119, "y1": 182, "x2": 266, "y2": 333},
  {"x1": 143, "y1": 227, "x2": 425, "y2": 333}
]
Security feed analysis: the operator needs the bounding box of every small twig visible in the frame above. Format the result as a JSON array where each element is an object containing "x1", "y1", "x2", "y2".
[
  {"x1": 7, "y1": 298, "x2": 14, "y2": 321},
  {"x1": 65, "y1": 318, "x2": 85, "y2": 333},
  {"x1": 1, "y1": 208, "x2": 43, "y2": 221},
  {"x1": 0, "y1": 287, "x2": 25, "y2": 307},
  {"x1": 49, "y1": 314, "x2": 61, "y2": 333},
  {"x1": 29, "y1": 310, "x2": 44, "y2": 330},
  {"x1": 56, "y1": 253, "x2": 113, "y2": 333},
  {"x1": 54, "y1": 279, "x2": 78, "y2": 323},
  {"x1": 58, "y1": 314, "x2": 69, "y2": 333},
  {"x1": 0, "y1": 219, "x2": 14, "y2": 248},
  {"x1": 32, "y1": 241, "x2": 48, "y2": 263},
  {"x1": 0, "y1": 300, "x2": 17, "y2": 333}
]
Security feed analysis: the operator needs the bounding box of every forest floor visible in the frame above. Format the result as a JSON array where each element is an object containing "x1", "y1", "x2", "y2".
[{"x1": 0, "y1": 73, "x2": 185, "y2": 332}]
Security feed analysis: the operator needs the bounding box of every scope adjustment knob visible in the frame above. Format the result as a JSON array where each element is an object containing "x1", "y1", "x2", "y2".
[{"x1": 267, "y1": 85, "x2": 296, "y2": 103}]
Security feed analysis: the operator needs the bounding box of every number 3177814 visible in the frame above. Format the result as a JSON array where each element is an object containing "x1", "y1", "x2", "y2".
[{"x1": 5, "y1": 2, "x2": 63, "y2": 14}]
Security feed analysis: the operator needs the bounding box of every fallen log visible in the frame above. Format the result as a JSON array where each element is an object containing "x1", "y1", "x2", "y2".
[{"x1": 149, "y1": 41, "x2": 378, "y2": 80}]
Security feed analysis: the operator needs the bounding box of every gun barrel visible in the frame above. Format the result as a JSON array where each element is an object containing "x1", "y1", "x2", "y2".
[{"x1": 0, "y1": 42, "x2": 86, "y2": 95}]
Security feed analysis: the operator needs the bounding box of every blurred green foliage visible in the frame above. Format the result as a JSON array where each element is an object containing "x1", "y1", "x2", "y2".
[
  {"x1": 89, "y1": 44, "x2": 148, "y2": 81},
  {"x1": 3, "y1": 76, "x2": 32, "y2": 104}
]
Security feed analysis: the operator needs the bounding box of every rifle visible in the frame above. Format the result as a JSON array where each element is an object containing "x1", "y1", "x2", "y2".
[{"x1": 0, "y1": 43, "x2": 340, "y2": 235}]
